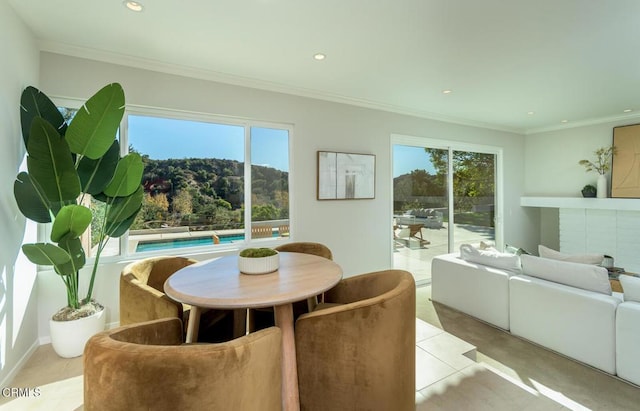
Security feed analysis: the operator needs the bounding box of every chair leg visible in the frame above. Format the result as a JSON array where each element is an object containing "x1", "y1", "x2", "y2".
[
  {"x1": 247, "y1": 308, "x2": 255, "y2": 333},
  {"x1": 233, "y1": 309, "x2": 248, "y2": 337},
  {"x1": 306, "y1": 296, "x2": 318, "y2": 312}
]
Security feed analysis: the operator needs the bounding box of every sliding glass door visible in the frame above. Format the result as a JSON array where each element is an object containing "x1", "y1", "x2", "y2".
[{"x1": 392, "y1": 138, "x2": 499, "y2": 286}]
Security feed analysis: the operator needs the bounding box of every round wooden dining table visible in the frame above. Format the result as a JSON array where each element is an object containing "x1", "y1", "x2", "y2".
[{"x1": 164, "y1": 252, "x2": 343, "y2": 411}]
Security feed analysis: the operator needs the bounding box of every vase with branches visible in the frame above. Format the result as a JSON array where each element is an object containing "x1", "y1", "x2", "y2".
[
  {"x1": 578, "y1": 146, "x2": 615, "y2": 198},
  {"x1": 578, "y1": 146, "x2": 616, "y2": 175}
]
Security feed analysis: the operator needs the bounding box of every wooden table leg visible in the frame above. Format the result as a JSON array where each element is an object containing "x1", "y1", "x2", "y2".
[
  {"x1": 185, "y1": 306, "x2": 201, "y2": 343},
  {"x1": 274, "y1": 303, "x2": 300, "y2": 411}
]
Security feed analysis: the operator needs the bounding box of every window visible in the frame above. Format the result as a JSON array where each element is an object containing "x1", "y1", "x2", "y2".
[
  {"x1": 126, "y1": 113, "x2": 291, "y2": 254},
  {"x1": 391, "y1": 135, "x2": 502, "y2": 286},
  {"x1": 55, "y1": 105, "x2": 291, "y2": 259}
]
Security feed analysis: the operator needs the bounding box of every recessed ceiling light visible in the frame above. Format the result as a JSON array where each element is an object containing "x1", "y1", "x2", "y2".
[
  {"x1": 123, "y1": 1, "x2": 144, "y2": 12},
  {"x1": 527, "y1": 111, "x2": 535, "y2": 115},
  {"x1": 442, "y1": 89, "x2": 452, "y2": 94},
  {"x1": 313, "y1": 53, "x2": 326, "y2": 61},
  {"x1": 624, "y1": 109, "x2": 633, "y2": 113}
]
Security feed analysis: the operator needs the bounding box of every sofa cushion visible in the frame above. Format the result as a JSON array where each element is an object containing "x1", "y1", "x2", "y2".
[
  {"x1": 521, "y1": 254, "x2": 611, "y2": 295},
  {"x1": 459, "y1": 244, "x2": 521, "y2": 274},
  {"x1": 619, "y1": 275, "x2": 640, "y2": 302},
  {"x1": 538, "y1": 245, "x2": 604, "y2": 265}
]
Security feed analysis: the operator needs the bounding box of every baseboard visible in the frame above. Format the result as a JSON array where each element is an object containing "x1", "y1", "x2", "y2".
[
  {"x1": 0, "y1": 339, "x2": 40, "y2": 387},
  {"x1": 38, "y1": 320, "x2": 120, "y2": 346}
]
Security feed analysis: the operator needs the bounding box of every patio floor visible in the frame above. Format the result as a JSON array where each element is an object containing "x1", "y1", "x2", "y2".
[{"x1": 394, "y1": 222, "x2": 495, "y2": 286}]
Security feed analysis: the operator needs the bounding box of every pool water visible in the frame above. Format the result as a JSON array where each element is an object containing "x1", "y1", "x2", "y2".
[
  {"x1": 135, "y1": 234, "x2": 244, "y2": 252},
  {"x1": 135, "y1": 232, "x2": 278, "y2": 252}
]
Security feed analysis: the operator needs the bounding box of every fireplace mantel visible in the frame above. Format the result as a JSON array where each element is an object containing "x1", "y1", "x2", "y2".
[{"x1": 521, "y1": 196, "x2": 640, "y2": 211}]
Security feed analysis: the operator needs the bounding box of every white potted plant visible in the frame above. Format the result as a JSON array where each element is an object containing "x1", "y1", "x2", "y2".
[
  {"x1": 238, "y1": 248, "x2": 279, "y2": 274},
  {"x1": 14, "y1": 83, "x2": 144, "y2": 357}
]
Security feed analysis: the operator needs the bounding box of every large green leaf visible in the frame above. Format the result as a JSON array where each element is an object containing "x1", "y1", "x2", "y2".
[
  {"x1": 14, "y1": 172, "x2": 51, "y2": 223},
  {"x1": 65, "y1": 83, "x2": 124, "y2": 160},
  {"x1": 20, "y1": 86, "x2": 67, "y2": 147},
  {"x1": 77, "y1": 140, "x2": 120, "y2": 195},
  {"x1": 105, "y1": 205, "x2": 141, "y2": 238},
  {"x1": 58, "y1": 236, "x2": 86, "y2": 274},
  {"x1": 51, "y1": 205, "x2": 92, "y2": 242},
  {"x1": 103, "y1": 153, "x2": 143, "y2": 197},
  {"x1": 105, "y1": 185, "x2": 143, "y2": 224},
  {"x1": 27, "y1": 117, "x2": 80, "y2": 203},
  {"x1": 21, "y1": 243, "x2": 75, "y2": 276}
]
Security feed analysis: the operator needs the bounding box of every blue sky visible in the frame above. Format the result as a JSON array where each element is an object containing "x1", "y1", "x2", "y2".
[
  {"x1": 128, "y1": 115, "x2": 289, "y2": 171},
  {"x1": 393, "y1": 145, "x2": 437, "y2": 177},
  {"x1": 127, "y1": 116, "x2": 436, "y2": 176}
]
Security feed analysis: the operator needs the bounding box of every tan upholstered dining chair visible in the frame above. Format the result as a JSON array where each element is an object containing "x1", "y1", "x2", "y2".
[
  {"x1": 274, "y1": 241, "x2": 333, "y2": 260},
  {"x1": 295, "y1": 269, "x2": 416, "y2": 411},
  {"x1": 120, "y1": 256, "x2": 233, "y2": 342},
  {"x1": 84, "y1": 318, "x2": 282, "y2": 411},
  {"x1": 275, "y1": 242, "x2": 333, "y2": 310},
  {"x1": 249, "y1": 242, "x2": 334, "y2": 331}
]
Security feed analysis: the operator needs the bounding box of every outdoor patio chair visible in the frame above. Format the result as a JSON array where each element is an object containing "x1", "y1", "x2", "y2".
[
  {"x1": 278, "y1": 224, "x2": 290, "y2": 237},
  {"x1": 252, "y1": 224, "x2": 273, "y2": 239},
  {"x1": 411, "y1": 226, "x2": 431, "y2": 247}
]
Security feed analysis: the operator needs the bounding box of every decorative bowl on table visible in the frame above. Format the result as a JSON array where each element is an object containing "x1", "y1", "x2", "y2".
[{"x1": 238, "y1": 248, "x2": 280, "y2": 275}]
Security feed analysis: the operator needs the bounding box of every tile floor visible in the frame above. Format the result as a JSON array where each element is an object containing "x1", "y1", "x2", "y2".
[
  {"x1": 415, "y1": 319, "x2": 568, "y2": 410},
  {"x1": 1, "y1": 285, "x2": 639, "y2": 410}
]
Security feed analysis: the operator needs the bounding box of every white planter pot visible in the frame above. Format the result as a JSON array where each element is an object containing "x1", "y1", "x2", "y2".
[
  {"x1": 238, "y1": 253, "x2": 280, "y2": 275},
  {"x1": 49, "y1": 308, "x2": 106, "y2": 358},
  {"x1": 597, "y1": 174, "x2": 607, "y2": 198}
]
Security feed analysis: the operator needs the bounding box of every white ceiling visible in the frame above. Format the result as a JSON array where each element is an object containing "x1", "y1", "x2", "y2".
[{"x1": 8, "y1": 0, "x2": 640, "y2": 134}]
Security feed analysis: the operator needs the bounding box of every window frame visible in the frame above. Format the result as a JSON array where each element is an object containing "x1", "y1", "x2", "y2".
[
  {"x1": 390, "y1": 133, "x2": 504, "y2": 251},
  {"x1": 49, "y1": 99, "x2": 294, "y2": 265}
]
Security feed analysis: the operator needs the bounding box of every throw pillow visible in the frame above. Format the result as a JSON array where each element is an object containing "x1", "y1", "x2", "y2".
[
  {"x1": 619, "y1": 275, "x2": 640, "y2": 302},
  {"x1": 520, "y1": 254, "x2": 611, "y2": 295},
  {"x1": 538, "y1": 245, "x2": 604, "y2": 265},
  {"x1": 459, "y1": 244, "x2": 522, "y2": 274},
  {"x1": 479, "y1": 241, "x2": 496, "y2": 250},
  {"x1": 505, "y1": 244, "x2": 531, "y2": 256}
]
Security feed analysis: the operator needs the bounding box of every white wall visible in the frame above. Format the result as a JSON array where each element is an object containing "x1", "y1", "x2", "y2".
[
  {"x1": 35, "y1": 52, "x2": 531, "y2": 339},
  {"x1": 0, "y1": 1, "x2": 40, "y2": 385},
  {"x1": 524, "y1": 117, "x2": 640, "y2": 249},
  {"x1": 525, "y1": 119, "x2": 640, "y2": 196}
]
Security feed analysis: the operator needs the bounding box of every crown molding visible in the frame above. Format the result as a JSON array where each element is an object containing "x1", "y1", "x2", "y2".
[
  {"x1": 524, "y1": 112, "x2": 640, "y2": 135},
  {"x1": 38, "y1": 40, "x2": 522, "y2": 135}
]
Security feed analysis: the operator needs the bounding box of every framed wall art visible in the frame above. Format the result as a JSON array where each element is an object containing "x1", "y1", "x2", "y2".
[
  {"x1": 611, "y1": 123, "x2": 640, "y2": 198},
  {"x1": 317, "y1": 151, "x2": 375, "y2": 200}
]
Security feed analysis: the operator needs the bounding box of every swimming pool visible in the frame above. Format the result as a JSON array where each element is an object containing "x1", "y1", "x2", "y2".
[
  {"x1": 135, "y1": 232, "x2": 277, "y2": 252},
  {"x1": 135, "y1": 234, "x2": 243, "y2": 252}
]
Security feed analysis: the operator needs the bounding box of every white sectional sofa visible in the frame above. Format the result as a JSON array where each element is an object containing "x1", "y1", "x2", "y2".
[
  {"x1": 431, "y1": 253, "x2": 511, "y2": 330},
  {"x1": 616, "y1": 275, "x2": 640, "y2": 386},
  {"x1": 431, "y1": 250, "x2": 640, "y2": 385}
]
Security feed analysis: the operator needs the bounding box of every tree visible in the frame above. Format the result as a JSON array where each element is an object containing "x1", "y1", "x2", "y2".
[
  {"x1": 425, "y1": 149, "x2": 495, "y2": 211},
  {"x1": 252, "y1": 204, "x2": 279, "y2": 221},
  {"x1": 133, "y1": 193, "x2": 170, "y2": 228},
  {"x1": 172, "y1": 190, "x2": 193, "y2": 218}
]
